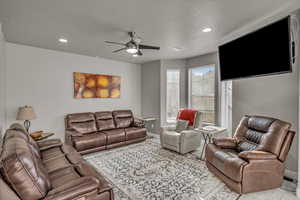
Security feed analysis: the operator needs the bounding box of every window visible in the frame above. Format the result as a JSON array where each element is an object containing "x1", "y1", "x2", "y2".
[
  {"x1": 189, "y1": 65, "x2": 215, "y2": 124},
  {"x1": 166, "y1": 69, "x2": 180, "y2": 123}
]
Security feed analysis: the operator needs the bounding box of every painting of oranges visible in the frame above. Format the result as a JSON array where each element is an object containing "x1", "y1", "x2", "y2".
[{"x1": 74, "y1": 72, "x2": 121, "y2": 99}]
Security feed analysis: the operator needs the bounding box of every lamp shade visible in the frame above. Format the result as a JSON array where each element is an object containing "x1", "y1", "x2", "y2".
[{"x1": 16, "y1": 106, "x2": 37, "y2": 120}]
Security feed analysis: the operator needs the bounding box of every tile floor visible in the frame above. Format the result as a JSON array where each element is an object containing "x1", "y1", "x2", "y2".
[
  {"x1": 150, "y1": 132, "x2": 299, "y2": 200},
  {"x1": 239, "y1": 187, "x2": 297, "y2": 200}
]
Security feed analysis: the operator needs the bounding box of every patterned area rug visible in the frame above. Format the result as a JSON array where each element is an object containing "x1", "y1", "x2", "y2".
[{"x1": 83, "y1": 136, "x2": 240, "y2": 200}]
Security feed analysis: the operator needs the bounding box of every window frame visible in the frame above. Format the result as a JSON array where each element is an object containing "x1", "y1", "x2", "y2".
[
  {"x1": 188, "y1": 64, "x2": 217, "y2": 125},
  {"x1": 166, "y1": 68, "x2": 181, "y2": 123}
]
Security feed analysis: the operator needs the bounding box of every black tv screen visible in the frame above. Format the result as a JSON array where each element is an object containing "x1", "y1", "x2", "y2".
[{"x1": 219, "y1": 17, "x2": 292, "y2": 81}]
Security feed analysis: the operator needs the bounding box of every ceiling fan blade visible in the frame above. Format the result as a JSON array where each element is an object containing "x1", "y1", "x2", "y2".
[
  {"x1": 105, "y1": 41, "x2": 126, "y2": 46},
  {"x1": 112, "y1": 47, "x2": 127, "y2": 53},
  {"x1": 139, "y1": 44, "x2": 160, "y2": 50}
]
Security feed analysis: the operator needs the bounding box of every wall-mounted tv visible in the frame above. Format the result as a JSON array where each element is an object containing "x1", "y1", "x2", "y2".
[{"x1": 219, "y1": 17, "x2": 293, "y2": 81}]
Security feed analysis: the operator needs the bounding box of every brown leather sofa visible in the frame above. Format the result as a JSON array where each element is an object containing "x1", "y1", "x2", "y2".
[
  {"x1": 205, "y1": 115, "x2": 295, "y2": 194},
  {"x1": 65, "y1": 110, "x2": 147, "y2": 154},
  {"x1": 0, "y1": 123, "x2": 114, "y2": 200}
]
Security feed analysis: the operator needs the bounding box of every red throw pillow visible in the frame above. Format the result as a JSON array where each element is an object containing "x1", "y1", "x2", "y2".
[{"x1": 177, "y1": 109, "x2": 198, "y2": 126}]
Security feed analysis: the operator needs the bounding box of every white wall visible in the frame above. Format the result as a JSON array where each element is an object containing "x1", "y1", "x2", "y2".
[
  {"x1": 0, "y1": 24, "x2": 6, "y2": 138},
  {"x1": 141, "y1": 61, "x2": 161, "y2": 132},
  {"x1": 5, "y1": 43, "x2": 142, "y2": 141}
]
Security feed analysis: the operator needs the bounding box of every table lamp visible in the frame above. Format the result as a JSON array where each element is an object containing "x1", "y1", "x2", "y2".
[{"x1": 16, "y1": 105, "x2": 37, "y2": 132}]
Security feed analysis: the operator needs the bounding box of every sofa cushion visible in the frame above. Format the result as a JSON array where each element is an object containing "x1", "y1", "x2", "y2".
[
  {"x1": 72, "y1": 132, "x2": 107, "y2": 151},
  {"x1": 235, "y1": 116, "x2": 291, "y2": 156},
  {"x1": 49, "y1": 167, "x2": 80, "y2": 188},
  {"x1": 175, "y1": 120, "x2": 189, "y2": 133},
  {"x1": 4, "y1": 124, "x2": 41, "y2": 158},
  {"x1": 102, "y1": 128, "x2": 125, "y2": 144},
  {"x1": 95, "y1": 111, "x2": 116, "y2": 131},
  {"x1": 75, "y1": 162, "x2": 112, "y2": 193},
  {"x1": 66, "y1": 113, "x2": 97, "y2": 134},
  {"x1": 0, "y1": 137, "x2": 51, "y2": 200},
  {"x1": 162, "y1": 131, "x2": 181, "y2": 146},
  {"x1": 206, "y1": 144, "x2": 247, "y2": 182},
  {"x1": 70, "y1": 120, "x2": 97, "y2": 134},
  {"x1": 43, "y1": 155, "x2": 71, "y2": 173},
  {"x1": 125, "y1": 127, "x2": 147, "y2": 140},
  {"x1": 41, "y1": 146, "x2": 64, "y2": 161},
  {"x1": 113, "y1": 110, "x2": 134, "y2": 128}
]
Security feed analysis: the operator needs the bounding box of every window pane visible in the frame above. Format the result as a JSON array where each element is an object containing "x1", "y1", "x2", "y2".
[
  {"x1": 167, "y1": 70, "x2": 180, "y2": 122},
  {"x1": 190, "y1": 66, "x2": 215, "y2": 123}
]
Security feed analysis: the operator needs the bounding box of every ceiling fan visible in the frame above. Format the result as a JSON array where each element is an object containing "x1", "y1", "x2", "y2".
[{"x1": 105, "y1": 32, "x2": 160, "y2": 57}]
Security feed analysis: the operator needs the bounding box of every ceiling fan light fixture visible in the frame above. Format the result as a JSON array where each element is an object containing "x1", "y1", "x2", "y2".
[
  {"x1": 58, "y1": 38, "x2": 68, "y2": 43},
  {"x1": 133, "y1": 50, "x2": 142, "y2": 57},
  {"x1": 126, "y1": 48, "x2": 138, "y2": 54},
  {"x1": 202, "y1": 27, "x2": 212, "y2": 33}
]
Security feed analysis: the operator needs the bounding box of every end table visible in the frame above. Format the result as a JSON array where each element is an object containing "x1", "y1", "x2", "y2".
[{"x1": 195, "y1": 126, "x2": 227, "y2": 160}]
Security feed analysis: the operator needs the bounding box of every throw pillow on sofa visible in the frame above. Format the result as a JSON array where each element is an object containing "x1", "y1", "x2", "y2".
[{"x1": 175, "y1": 120, "x2": 189, "y2": 133}]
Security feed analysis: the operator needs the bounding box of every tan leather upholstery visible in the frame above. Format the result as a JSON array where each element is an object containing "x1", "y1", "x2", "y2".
[
  {"x1": 205, "y1": 115, "x2": 295, "y2": 194},
  {"x1": 65, "y1": 110, "x2": 146, "y2": 154},
  {"x1": 112, "y1": 110, "x2": 134, "y2": 128},
  {"x1": 95, "y1": 112, "x2": 116, "y2": 131},
  {"x1": 0, "y1": 123, "x2": 114, "y2": 200},
  {"x1": 66, "y1": 112, "x2": 97, "y2": 134}
]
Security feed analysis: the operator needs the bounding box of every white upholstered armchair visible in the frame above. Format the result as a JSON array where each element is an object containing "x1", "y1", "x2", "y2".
[{"x1": 160, "y1": 109, "x2": 202, "y2": 154}]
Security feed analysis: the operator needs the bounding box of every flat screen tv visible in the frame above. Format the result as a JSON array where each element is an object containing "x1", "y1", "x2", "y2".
[{"x1": 219, "y1": 17, "x2": 293, "y2": 81}]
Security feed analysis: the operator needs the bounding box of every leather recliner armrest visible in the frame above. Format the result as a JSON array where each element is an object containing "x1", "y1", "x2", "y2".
[
  {"x1": 133, "y1": 118, "x2": 145, "y2": 128},
  {"x1": 238, "y1": 150, "x2": 277, "y2": 161},
  {"x1": 37, "y1": 139, "x2": 62, "y2": 151},
  {"x1": 213, "y1": 137, "x2": 237, "y2": 149},
  {"x1": 44, "y1": 177, "x2": 99, "y2": 200}
]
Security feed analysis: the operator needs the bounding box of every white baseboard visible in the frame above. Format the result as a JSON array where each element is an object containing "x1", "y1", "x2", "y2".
[
  {"x1": 285, "y1": 169, "x2": 298, "y2": 180},
  {"x1": 296, "y1": 186, "x2": 300, "y2": 198}
]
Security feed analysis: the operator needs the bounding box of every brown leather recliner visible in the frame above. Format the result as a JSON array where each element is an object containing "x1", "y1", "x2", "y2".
[
  {"x1": 205, "y1": 115, "x2": 295, "y2": 194},
  {"x1": 65, "y1": 110, "x2": 147, "y2": 154},
  {"x1": 0, "y1": 123, "x2": 114, "y2": 200}
]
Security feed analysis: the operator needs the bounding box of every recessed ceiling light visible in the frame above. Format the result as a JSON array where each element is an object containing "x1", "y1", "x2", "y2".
[
  {"x1": 202, "y1": 28, "x2": 212, "y2": 33},
  {"x1": 173, "y1": 47, "x2": 183, "y2": 51},
  {"x1": 58, "y1": 38, "x2": 68, "y2": 43}
]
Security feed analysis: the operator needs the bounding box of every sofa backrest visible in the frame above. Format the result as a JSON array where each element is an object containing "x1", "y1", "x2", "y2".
[
  {"x1": 95, "y1": 111, "x2": 116, "y2": 131},
  {"x1": 0, "y1": 135, "x2": 51, "y2": 200},
  {"x1": 4, "y1": 123, "x2": 41, "y2": 158},
  {"x1": 278, "y1": 130, "x2": 295, "y2": 162},
  {"x1": 234, "y1": 115, "x2": 291, "y2": 157},
  {"x1": 112, "y1": 110, "x2": 133, "y2": 128},
  {"x1": 65, "y1": 112, "x2": 97, "y2": 134}
]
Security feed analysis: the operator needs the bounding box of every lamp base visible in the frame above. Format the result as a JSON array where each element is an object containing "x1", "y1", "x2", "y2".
[{"x1": 24, "y1": 120, "x2": 31, "y2": 133}]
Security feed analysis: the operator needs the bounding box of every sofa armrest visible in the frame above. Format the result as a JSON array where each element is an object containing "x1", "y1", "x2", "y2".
[
  {"x1": 44, "y1": 177, "x2": 99, "y2": 200},
  {"x1": 213, "y1": 137, "x2": 237, "y2": 149},
  {"x1": 238, "y1": 151, "x2": 277, "y2": 161},
  {"x1": 133, "y1": 118, "x2": 145, "y2": 128},
  {"x1": 37, "y1": 139, "x2": 62, "y2": 151},
  {"x1": 180, "y1": 130, "x2": 199, "y2": 137}
]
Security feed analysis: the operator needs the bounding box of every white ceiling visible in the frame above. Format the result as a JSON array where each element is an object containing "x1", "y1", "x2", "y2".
[{"x1": 0, "y1": 0, "x2": 299, "y2": 64}]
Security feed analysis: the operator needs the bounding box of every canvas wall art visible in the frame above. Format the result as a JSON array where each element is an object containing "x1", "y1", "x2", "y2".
[{"x1": 74, "y1": 72, "x2": 121, "y2": 99}]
